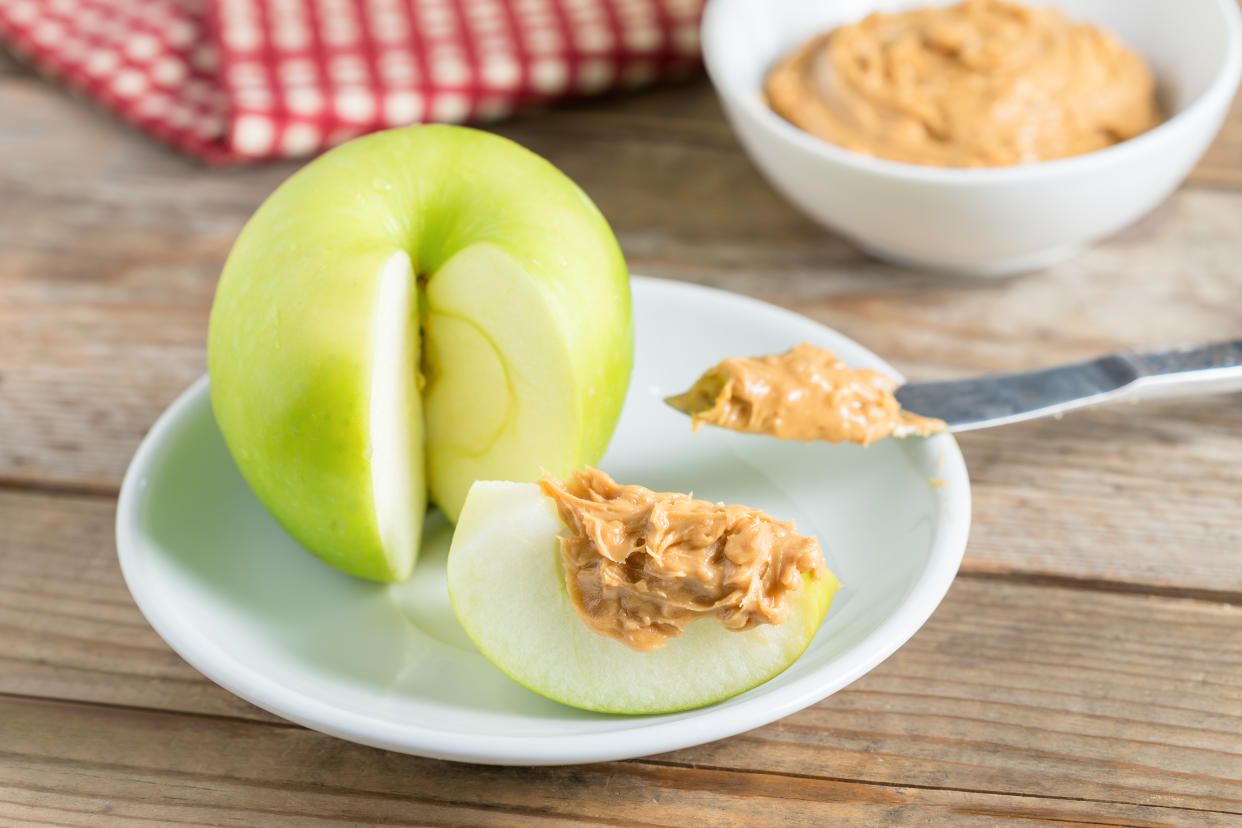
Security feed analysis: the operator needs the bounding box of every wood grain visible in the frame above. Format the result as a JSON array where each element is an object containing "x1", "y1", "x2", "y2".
[
  {"x1": 2, "y1": 36, "x2": 1242, "y2": 826},
  {"x1": 1192, "y1": 91, "x2": 1242, "y2": 188},
  {"x1": 2, "y1": 488, "x2": 1239, "y2": 819},
  {"x1": 666, "y1": 585, "x2": 1242, "y2": 813},
  {"x1": 0, "y1": 46, "x2": 28, "y2": 75},
  {"x1": 0, "y1": 490, "x2": 278, "y2": 721},
  {"x1": 11, "y1": 693, "x2": 1233, "y2": 828}
]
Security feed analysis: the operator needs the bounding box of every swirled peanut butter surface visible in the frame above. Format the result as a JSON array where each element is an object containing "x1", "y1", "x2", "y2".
[
  {"x1": 765, "y1": 0, "x2": 1163, "y2": 167},
  {"x1": 666, "y1": 342, "x2": 944, "y2": 445},
  {"x1": 538, "y1": 467, "x2": 825, "y2": 652}
]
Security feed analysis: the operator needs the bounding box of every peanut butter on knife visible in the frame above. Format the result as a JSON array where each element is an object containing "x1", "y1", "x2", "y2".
[{"x1": 666, "y1": 342, "x2": 944, "y2": 445}]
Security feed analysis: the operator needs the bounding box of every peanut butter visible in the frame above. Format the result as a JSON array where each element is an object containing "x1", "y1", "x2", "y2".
[
  {"x1": 765, "y1": 0, "x2": 1163, "y2": 167},
  {"x1": 538, "y1": 467, "x2": 825, "y2": 652},
  {"x1": 666, "y1": 342, "x2": 944, "y2": 445}
]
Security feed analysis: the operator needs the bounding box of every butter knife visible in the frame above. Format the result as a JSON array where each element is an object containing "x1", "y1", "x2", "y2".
[{"x1": 894, "y1": 340, "x2": 1242, "y2": 432}]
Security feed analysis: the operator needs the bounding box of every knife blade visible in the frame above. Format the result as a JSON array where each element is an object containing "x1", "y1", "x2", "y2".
[{"x1": 894, "y1": 340, "x2": 1242, "y2": 432}]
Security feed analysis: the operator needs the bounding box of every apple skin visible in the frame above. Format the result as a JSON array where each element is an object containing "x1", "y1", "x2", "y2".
[
  {"x1": 447, "y1": 481, "x2": 841, "y2": 714},
  {"x1": 208, "y1": 126, "x2": 632, "y2": 582}
]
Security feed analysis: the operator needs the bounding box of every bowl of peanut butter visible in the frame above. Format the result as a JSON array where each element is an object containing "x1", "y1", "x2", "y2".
[{"x1": 702, "y1": 0, "x2": 1242, "y2": 275}]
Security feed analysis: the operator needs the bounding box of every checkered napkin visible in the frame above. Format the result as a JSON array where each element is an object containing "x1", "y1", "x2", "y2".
[{"x1": 0, "y1": 0, "x2": 705, "y2": 162}]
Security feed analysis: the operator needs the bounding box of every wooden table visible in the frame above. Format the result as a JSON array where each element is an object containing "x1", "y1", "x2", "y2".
[{"x1": 3, "y1": 43, "x2": 1241, "y2": 825}]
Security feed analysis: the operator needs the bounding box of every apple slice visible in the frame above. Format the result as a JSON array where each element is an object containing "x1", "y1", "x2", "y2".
[
  {"x1": 447, "y1": 481, "x2": 841, "y2": 714},
  {"x1": 208, "y1": 126, "x2": 631, "y2": 582}
]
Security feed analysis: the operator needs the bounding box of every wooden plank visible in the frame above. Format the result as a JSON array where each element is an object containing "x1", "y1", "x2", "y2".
[
  {"x1": 0, "y1": 75, "x2": 287, "y2": 493},
  {"x1": 661, "y1": 584, "x2": 1242, "y2": 813},
  {"x1": 1186, "y1": 0, "x2": 1242, "y2": 187},
  {"x1": 2, "y1": 489, "x2": 1239, "y2": 814},
  {"x1": 0, "y1": 490, "x2": 277, "y2": 722},
  {"x1": 2, "y1": 694, "x2": 1236, "y2": 827},
  {"x1": 0, "y1": 47, "x2": 32, "y2": 76},
  {"x1": 957, "y1": 404, "x2": 1242, "y2": 594},
  {"x1": 1189, "y1": 89, "x2": 1242, "y2": 188}
]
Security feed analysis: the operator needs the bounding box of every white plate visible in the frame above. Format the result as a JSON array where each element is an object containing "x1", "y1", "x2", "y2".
[{"x1": 116, "y1": 276, "x2": 971, "y2": 766}]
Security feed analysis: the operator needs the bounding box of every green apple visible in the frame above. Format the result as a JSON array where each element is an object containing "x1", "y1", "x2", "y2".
[
  {"x1": 447, "y1": 480, "x2": 841, "y2": 714},
  {"x1": 208, "y1": 126, "x2": 632, "y2": 583}
]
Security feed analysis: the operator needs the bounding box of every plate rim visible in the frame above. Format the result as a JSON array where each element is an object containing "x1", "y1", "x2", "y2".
[{"x1": 116, "y1": 275, "x2": 972, "y2": 766}]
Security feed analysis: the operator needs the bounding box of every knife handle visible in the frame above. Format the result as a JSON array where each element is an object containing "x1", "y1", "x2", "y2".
[{"x1": 1122, "y1": 340, "x2": 1242, "y2": 399}]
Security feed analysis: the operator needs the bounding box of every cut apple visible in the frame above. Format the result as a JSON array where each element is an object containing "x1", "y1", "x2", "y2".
[
  {"x1": 208, "y1": 126, "x2": 632, "y2": 582},
  {"x1": 447, "y1": 481, "x2": 841, "y2": 714}
]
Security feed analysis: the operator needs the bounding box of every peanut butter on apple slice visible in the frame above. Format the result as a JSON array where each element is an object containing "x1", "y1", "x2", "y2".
[
  {"x1": 666, "y1": 342, "x2": 944, "y2": 446},
  {"x1": 538, "y1": 467, "x2": 827, "y2": 652}
]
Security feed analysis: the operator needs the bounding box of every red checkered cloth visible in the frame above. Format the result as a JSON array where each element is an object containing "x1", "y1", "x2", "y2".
[{"x1": 0, "y1": 0, "x2": 705, "y2": 162}]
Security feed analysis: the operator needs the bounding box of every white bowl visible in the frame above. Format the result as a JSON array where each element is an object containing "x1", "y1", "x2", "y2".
[{"x1": 702, "y1": 0, "x2": 1242, "y2": 276}]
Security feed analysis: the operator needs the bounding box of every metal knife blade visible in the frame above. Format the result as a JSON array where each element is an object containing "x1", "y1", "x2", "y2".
[{"x1": 894, "y1": 340, "x2": 1242, "y2": 432}]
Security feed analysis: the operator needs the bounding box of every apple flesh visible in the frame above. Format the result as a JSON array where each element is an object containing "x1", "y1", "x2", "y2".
[
  {"x1": 208, "y1": 126, "x2": 632, "y2": 582},
  {"x1": 447, "y1": 481, "x2": 841, "y2": 714}
]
